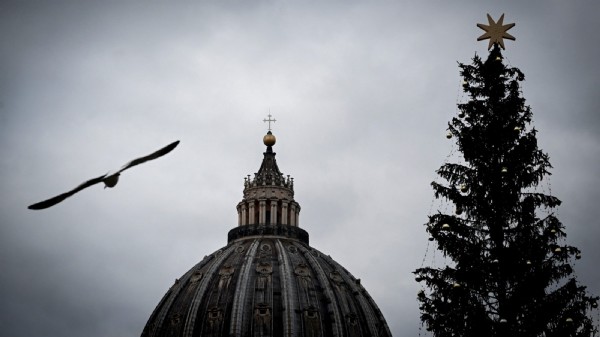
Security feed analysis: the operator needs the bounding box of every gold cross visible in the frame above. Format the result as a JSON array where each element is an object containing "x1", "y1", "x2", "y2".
[{"x1": 263, "y1": 113, "x2": 276, "y2": 131}]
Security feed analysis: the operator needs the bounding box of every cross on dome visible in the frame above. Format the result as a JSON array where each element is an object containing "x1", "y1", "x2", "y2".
[{"x1": 263, "y1": 113, "x2": 276, "y2": 131}]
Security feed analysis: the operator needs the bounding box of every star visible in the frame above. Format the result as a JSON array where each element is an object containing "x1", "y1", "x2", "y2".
[
  {"x1": 477, "y1": 14, "x2": 515, "y2": 50},
  {"x1": 27, "y1": 140, "x2": 180, "y2": 210}
]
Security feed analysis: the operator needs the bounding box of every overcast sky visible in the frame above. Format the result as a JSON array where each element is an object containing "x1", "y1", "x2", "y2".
[{"x1": 1, "y1": 1, "x2": 599, "y2": 336}]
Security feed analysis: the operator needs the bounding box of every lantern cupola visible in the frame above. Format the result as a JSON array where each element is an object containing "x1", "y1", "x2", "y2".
[{"x1": 236, "y1": 129, "x2": 301, "y2": 229}]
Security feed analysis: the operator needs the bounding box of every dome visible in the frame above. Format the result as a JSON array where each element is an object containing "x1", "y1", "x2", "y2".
[{"x1": 142, "y1": 129, "x2": 392, "y2": 337}]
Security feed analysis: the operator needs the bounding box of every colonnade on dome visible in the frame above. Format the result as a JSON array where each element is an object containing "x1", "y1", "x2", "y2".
[{"x1": 236, "y1": 188, "x2": 300, "y2": 226}]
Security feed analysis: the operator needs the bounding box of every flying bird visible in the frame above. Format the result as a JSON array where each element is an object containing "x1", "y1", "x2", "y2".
[{"x1": 28, "y1": 140, "x2": 180, "y2": 210}]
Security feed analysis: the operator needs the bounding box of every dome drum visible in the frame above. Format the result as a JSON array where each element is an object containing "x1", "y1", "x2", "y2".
[{"x1": 228, "y1": 224, "x2": 309, "y2": 244}]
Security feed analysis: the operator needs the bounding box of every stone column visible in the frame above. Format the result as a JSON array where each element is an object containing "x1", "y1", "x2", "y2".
[
  {"x1": 241, "y1": 203, "x2": 248, "y2": 226},
  {"x1": 270, "y1": 201, "x2": 278, "y2": 225},
  {"x1": 290, "y1": 204, "x2": 296, "y2": 226},
  {"x1": 281, "y1": 201, "x2": 289, "y2": 225},
  {"x1": 291, "y1": 202, "x2": 300, "y2": 227},
  {"x1": 248, "y1": 202, "x2": 256, "y2": 225},
  {"x1": 259, "y1": 200, "x2": 267, "y2": 225}
]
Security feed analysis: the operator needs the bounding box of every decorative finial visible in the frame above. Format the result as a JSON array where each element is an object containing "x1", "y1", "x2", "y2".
[
  {"x1": 263, "y1": 113, "x2": 276, "y2": 132},
  {"x1": 263, "y1": 132, "x2": 276, "y2": 146},
  {"x1": 477, "y1": 14, "x2": 515, "y2": 50},
  {"x1": 262, "y1": 113, "x2": 277, "y2": 146},
  {"x1": 262, "y1": 114, "x2": 276, "y2": 146}
]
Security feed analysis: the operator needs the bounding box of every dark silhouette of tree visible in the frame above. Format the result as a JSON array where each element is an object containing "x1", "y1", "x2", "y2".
[{"x1": 414, "y1": 45, "x2": 599, "y2": 337}]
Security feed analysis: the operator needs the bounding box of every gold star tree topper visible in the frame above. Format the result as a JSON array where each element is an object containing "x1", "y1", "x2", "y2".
[{"x1": 477, "y1": 14, "x2": 515, "y2": 50}]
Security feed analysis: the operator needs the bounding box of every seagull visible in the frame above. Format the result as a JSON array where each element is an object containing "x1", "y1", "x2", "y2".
[{"x1": 28, "y1": 140, "x2": 180, "y2": 210}]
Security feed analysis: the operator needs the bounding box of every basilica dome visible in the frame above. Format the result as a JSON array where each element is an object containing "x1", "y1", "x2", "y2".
[{"x1": 142, "y1": 130, "x2": 392, "y2": 337}]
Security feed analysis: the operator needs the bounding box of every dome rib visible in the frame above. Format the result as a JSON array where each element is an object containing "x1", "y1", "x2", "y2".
[
  {"x1": 229, "y1": 240, "x2": 260, "y2": 336},
  {"x1": 181, "y1": 245, "x2": 236, "y2": 337},
  {"x1": 297, "y1": 244, "x2": 344, "y2": 337},
  {"x1": 275, "y1": 240, "x2": 299, "y2": 336}
]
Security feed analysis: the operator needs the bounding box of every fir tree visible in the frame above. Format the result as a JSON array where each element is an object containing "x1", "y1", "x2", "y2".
[{"x1": 414, "y1": 43, "x2": 599, "y2": 336}]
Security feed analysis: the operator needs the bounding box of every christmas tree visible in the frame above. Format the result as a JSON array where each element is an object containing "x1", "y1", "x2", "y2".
[{"x1": 414, "y1": 14, "x2": 598, "y2": 337}]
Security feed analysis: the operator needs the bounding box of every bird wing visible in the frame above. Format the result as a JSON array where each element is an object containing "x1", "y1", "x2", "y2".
[
  {"x1": 28, "y1": 174, "x2": 107, "y2": 210},
  {"x1": 118, "y1": 140, "x2": 180, "y2": 173}
]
